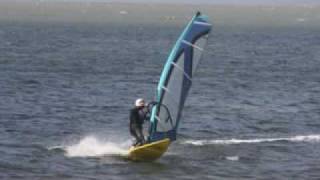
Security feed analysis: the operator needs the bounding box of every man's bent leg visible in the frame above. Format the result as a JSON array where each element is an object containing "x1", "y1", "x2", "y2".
[
  {"x1": 136, "y1": 127, "x2": 145, "y2": 145},
  {"x1": 130, "y1": 126, "x2": 140, "y2": 146}
]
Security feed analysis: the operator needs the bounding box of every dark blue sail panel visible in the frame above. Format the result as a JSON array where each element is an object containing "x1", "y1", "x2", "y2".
[{"x1": 148, "y1": 12, "x2": 212, "y2": 143}]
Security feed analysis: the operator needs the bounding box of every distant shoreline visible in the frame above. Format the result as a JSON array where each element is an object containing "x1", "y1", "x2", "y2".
[
  {"x1": 0, "y1": 1, "x2": 319, "y2": 28},
  {"x1": 1, "y1": 0, "x2": 320, "y2": 6}
]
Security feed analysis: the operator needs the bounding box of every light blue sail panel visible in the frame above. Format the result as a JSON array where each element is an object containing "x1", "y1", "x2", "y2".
[{"x1": 148, "y1": 12, "x2": 212, "y2": 143}]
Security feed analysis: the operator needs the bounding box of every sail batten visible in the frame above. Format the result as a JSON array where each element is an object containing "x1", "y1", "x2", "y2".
[
  {"x1": 194, "y1": 21, "x2": 212, "y2": 26},
  {"x1": 160, "y1": 86, "x2": 180, "y2": 106},
  {"x1": 182, "y1": 40, "x2": 204, "y2": 51},
  {"x1": 170, "y1": 62, "x2": 192, "y2": 81},
  {"x1": 148, "y1": 12, "x2": 212, "y2": 143}
]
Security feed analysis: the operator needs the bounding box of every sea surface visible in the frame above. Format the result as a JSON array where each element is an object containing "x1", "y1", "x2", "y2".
[{"x1": 0, "y1": 20, "x2": 320, "y2": 180}]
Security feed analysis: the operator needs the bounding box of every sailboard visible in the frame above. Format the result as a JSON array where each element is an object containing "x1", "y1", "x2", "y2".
[{"x1": 128, "y1": 11, "x2": 212, "y2": 161}]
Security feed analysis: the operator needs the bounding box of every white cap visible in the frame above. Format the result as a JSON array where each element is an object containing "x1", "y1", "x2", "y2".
[{"x1": 135, "y1": 98, "x2": 145, "y2": 107}]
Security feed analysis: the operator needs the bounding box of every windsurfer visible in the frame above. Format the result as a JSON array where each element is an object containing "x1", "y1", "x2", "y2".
[{"x1": 129, "y1": 98, "x2": 148, "y2": 146}]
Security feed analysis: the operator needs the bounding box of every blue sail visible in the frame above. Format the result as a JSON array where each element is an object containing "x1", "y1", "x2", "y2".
[{"x1": 148, "y1": 12, "x2": 212, "y2": 143}]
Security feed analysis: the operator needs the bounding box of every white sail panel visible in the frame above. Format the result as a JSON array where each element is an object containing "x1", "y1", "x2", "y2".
[
  {"x1": 157, "y1": 53, "x2": 185, "y2": 132},
  {"x1": 192, "y1": 36, "x2": 209, "y2": 75}
]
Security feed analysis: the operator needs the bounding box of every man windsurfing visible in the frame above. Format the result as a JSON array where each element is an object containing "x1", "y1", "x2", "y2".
[{"x1": 129, "y1": 98, "x2": 149, "y2": 146}]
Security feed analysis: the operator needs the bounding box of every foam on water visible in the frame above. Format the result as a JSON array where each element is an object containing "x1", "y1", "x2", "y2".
[
  {"x1": 184, "y1": 134, "x2": 320, "y2": 146},
  {"x1": 226, "y1": 156, "x2": 239, "y2": 161},
  {"x1": 50, "y1": 136, "x2": 130, "y2": 157}
]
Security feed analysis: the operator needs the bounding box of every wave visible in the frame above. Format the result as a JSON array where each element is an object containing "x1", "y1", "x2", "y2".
[
  {"x1": 183, "y1": 134, "x2": 320, "y2": 146},
  {"x1": 49, "y1": 136, "x2": 130, "y2": 157},
  {"x1": 226, "y1": 156, "x2": 239, "y2": 161}
]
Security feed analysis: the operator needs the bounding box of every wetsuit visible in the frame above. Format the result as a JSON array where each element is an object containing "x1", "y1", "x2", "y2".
[{"x1": 129, "y1": 106, "x2": 147, "y2": 146}]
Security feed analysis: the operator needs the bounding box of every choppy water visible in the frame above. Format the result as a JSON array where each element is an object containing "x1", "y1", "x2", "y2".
[{"x1": 1, "y1": 21, "x2": 320, "y2": 179}]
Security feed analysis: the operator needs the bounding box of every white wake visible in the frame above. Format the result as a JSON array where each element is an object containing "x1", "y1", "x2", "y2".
[
  {"x1": 50, "y1": 136, "x2": 130, "y2": 157},
  {"x1": 184, "y1": 134, "x2": 320, "y2": 146}
]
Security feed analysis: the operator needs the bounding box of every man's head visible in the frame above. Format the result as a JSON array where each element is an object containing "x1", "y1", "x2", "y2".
[{"x1": 135, "y1": 98, "x2": 145, "y2": 107}]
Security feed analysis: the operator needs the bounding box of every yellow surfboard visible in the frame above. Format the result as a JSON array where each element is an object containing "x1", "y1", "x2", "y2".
[{"x1": 127, "y1": 138, "x2": 170, "y2": 161}]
